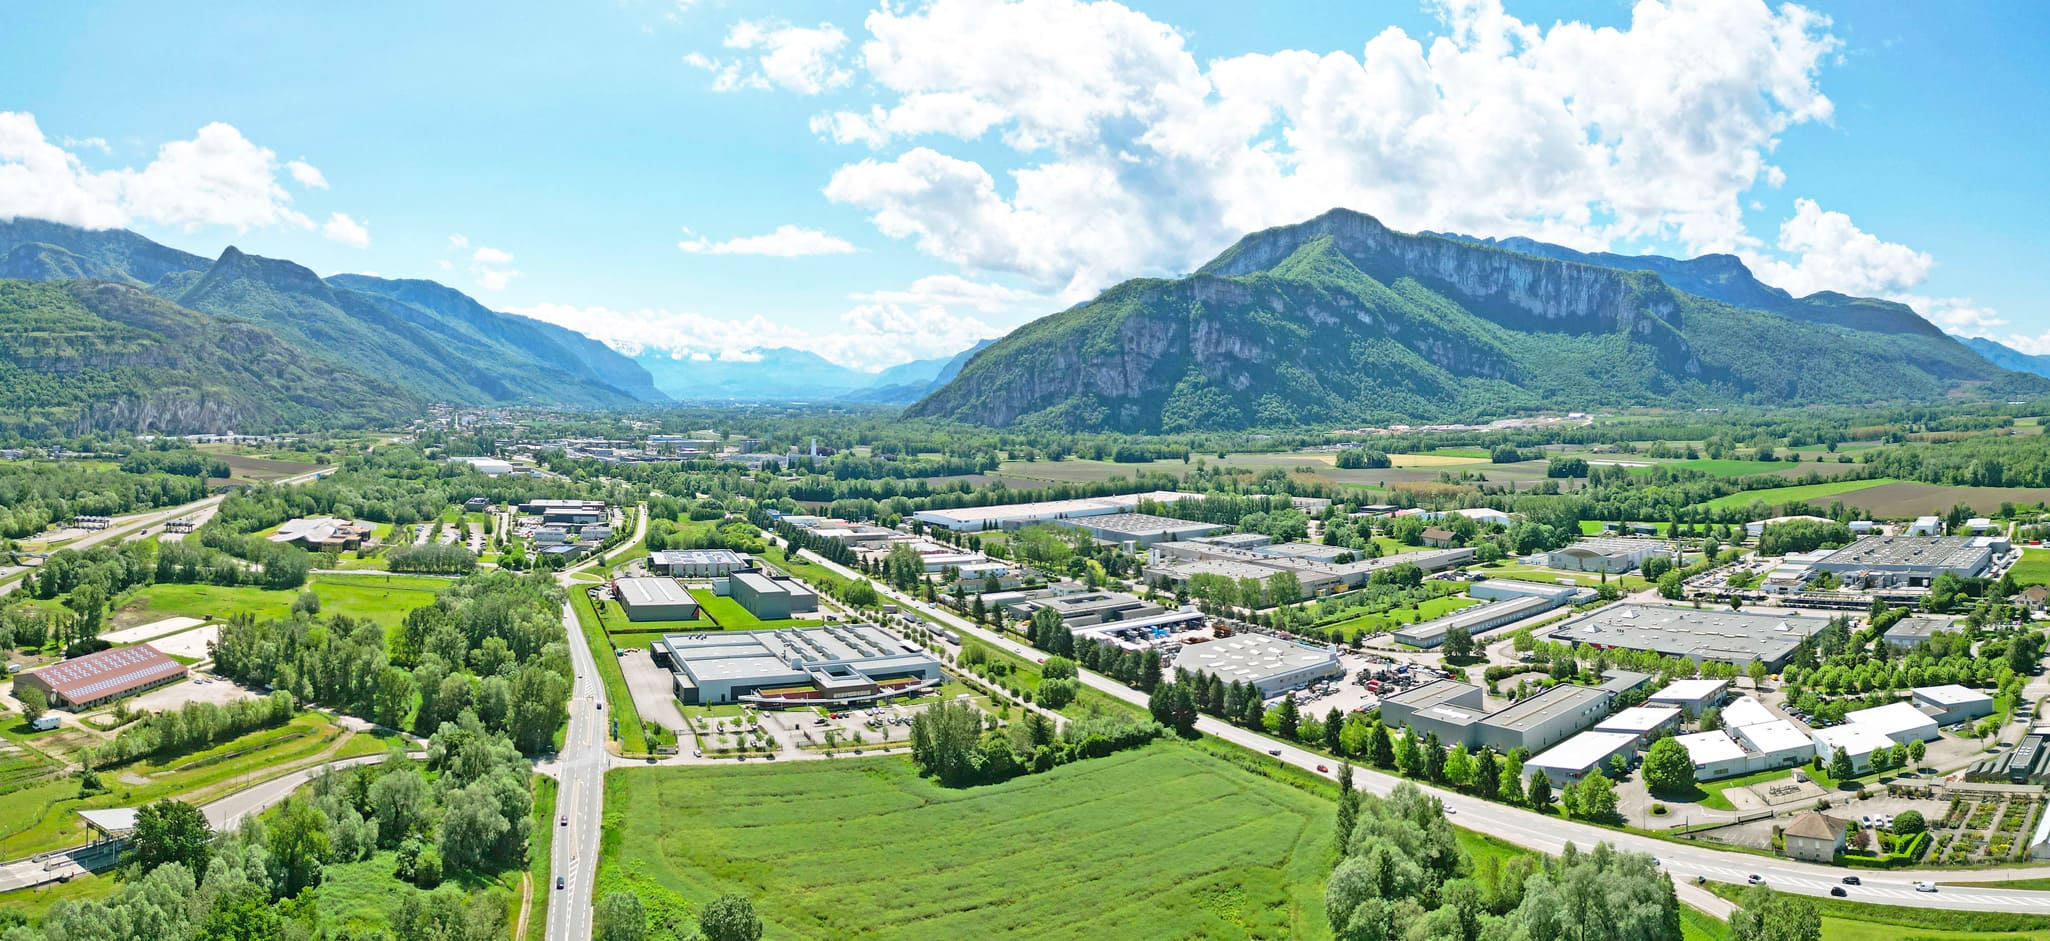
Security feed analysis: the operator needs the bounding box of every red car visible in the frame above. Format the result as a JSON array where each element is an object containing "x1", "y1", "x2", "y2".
[{"x1": 1317, "y1": 765, "x2": 1329, "y2": 773}]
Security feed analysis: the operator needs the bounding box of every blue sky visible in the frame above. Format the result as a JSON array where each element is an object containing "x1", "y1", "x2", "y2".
[{"x1": 6, "y1": 0, "x2": 2047, "y2": 367}]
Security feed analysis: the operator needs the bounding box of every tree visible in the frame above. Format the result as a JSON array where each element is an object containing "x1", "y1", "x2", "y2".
[
  {"x1": 1642, "y1": 737, "x2": 1696, "y2": 795},
  {"x1": 17, "y1": 686, "x2": 47, "y2": 724},
  {"x1": 1525, "y1": 773, "x2": 1553, "y2": 810},
  {"x1": 1334, "y1": 763, "x2": 1361, "y2": 854},
  {"x1": 1564, "y1": 770, "x2": 1618, "y2": 822},
  {"x1": 1276, "y1": 693, "x2": 1301, "y2": 741},
  {"x1": 699, "y1": 893, "x2": 764, "y2": 941},
  {"x1": 265, "y1": 798, "x2": 331, "y2": 898},
  {"x1": 1442, "y1": 626, "x2": 1474, "y2": 661},
  {"x1": 1892, "y1": 810, "x2": 1926, "y2": 836},
  {"x1": 1908, "y1": 738, "x2": 1926, "y2": 766},
  {"x1": 1657, "y1": 570, "x2": 1685, "y2": 600},
  {"x1": 1368, "y1": 722, "x2": 1395, "y2": 770},
  {"x1": 1828, "y1": 746, "x2": 1854, "y2": 783},
  {"x1": 1699, "y1": 706, "x2": 1723, "y2": 732},
  {"x1": 596, "y1": 891, "x2": 649, "y2": 941},
  {"x1": 1731, "y1": 885, "x2": 1821, "y2": 941},
  {"x1": 128, "y1": 798, "x2": 213, "y2": 881}
]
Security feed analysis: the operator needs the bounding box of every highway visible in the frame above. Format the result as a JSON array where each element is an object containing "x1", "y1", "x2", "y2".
[
  {"x1": 787, "y1": 543, "x2": 2050, "y2": 917},
  {"x1": 543, "y1": 504, "x2": 643, "y2": 941}
]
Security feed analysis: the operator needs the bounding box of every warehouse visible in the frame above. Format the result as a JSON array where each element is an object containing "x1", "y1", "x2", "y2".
[
  {"x1": 1064, "y1": 513, "x2": 1226, "y2": 547},
  {"x1": 1811, "y1": 723, "x2": 1900, "y2": 773},
  {"x1": 1251, "y1": 542, "x2": 1355, "y2": 563},
  {"x1": 1547, "y1": 605, "x2": 1829, "y2": 670},
  {"x1": 16, "y1": 644, "x2": 187, "y2": 710},
  {"x1": 1675, "y1": 731, "x2": 1752, "y2": 781},
  {"x1": 614, "y1": 577, "x2": 700, "y2": 622},
  {"x1": 1377, "y1": 681, "x2": 1487, "y2": 740},
  {"x1": 1647, "y1": 678, "x2": 1729, "y2": 717},
  {"x1": 1468, "y1": 579, "x2": 1592, "y2": 605},
  {"x1": 911, "y1": 491, "x2": 1202, "y2": 532},
  {"x1": 1732, "y1": 719, "x2": 1819, "y2": 771},
  {"x1": 1476, "y1": 684, "x2": 1615, "y2": 754},
  {"x1": 648, "y1": 548, "x2": 752, "y2": 578},
  {"x1": 1523, "y1": 731, "x2": 1639, "y2": 786},
  {"x1": 1811, "y1": 536, "x2": 1994, "y2": 588},
  {"x1": 1545, "y1": 537, "x2": 1671, "y2": 574},
  {"x1": 1719, "y1": 695, "x2": 1780, "y2": 731},
  {"x1": 1003, "y1": 590, "x2": 1169, "y2": 628},
  {"x1": 1146, "y1": 542, "x2": 1472, "y2": 591},
  {"x1": 1882, "y1": 616, "x2": 1959, "y2": 650},
  {"x1": 728, "y1": 571, "x2": 818, "y2": 621},
  {"x1": 1392, "y1": 595, "x2": 1556, "y2": 648},
  {"x1": 1843, "y1": 701, "x2": 1941, "y2": 744},
  {"x1": 1171, "y1": 634, "x2": 1344, "y2": 698},
  {"x1": 655, "y1": 625, "x2": 942, "y2": 706},
  {"x1": 1594, "y1": 705, "x2": 1683, "y2": 746},
  {"x1": 1190, "y1": 532, "x2": 1274, "y2": 550},
  {"x1": 1913, "y1": 684, "x2": 1994, "y2": 724}
]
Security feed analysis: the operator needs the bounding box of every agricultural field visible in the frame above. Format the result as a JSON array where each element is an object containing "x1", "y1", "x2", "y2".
[
  {"x1": 1842, "y1": 483, "x2": 2050, "y2": 517},
  {"x1": 596, "y1": 744, "x2": 1335, "y2": 940},
  {"x1": 105, "y1": 573, "x2": 449, "y2": 631},
  {"x1": 2011, "y1": 549, "x2": 2050, "y2": 587},
  {"x1": 1695, "y1": 478, "x2": 1900, "y2": 511}
]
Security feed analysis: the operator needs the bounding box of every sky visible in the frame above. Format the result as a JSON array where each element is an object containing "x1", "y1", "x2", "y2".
[{"x1": 5, "y1": 0, "x2": 2049, "y2": 370}]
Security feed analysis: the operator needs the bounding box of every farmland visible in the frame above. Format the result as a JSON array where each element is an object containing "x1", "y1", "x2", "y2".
[
  {"x1": 105, "y1": 573, "x2": 450, "y2": 631},
  {"x1": 596, "y1": 744, "x2": 1335, "y2": 940},
  {"x1": 1695, "y1": 478, "x2": 1900, "y2": 511}
]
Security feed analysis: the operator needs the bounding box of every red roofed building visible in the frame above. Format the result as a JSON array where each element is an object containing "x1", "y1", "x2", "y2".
[{"x1": 16, "y1": 644, "x2": 187, "y2": 709}]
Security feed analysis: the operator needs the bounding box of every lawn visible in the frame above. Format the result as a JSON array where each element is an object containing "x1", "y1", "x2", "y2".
[
  {"x1": 2011, "y1": 549, "x2": 2050, "y2": 588},
  {"x1": 1474, "y1": 562, "x2": 1648, "y2": 592},
  {"x1": 108, "y1": 574, "x2": 447, "y2": 631},
  {"x1": 1688, "y1": 766, "x2": 1797, "y2": 811},
  {"x1": 595, "y1": 598, "x2": 716, "y2": 633},
  {"x1": 1320, "y1": 594, "x2": 1482, "y2": 640},
  {"x1": 1696, "y1": 478, "x2": 1898, "y2": 511},
  {"x1": 1708, "y1": 882, "x2": 2050, "y2": 938},
  {"x1": 685, "y1": 588, "x2": 820, "y2": 630},
  {"x1": 597, "y1": 744, "x2": 1336, "y2": 940}
]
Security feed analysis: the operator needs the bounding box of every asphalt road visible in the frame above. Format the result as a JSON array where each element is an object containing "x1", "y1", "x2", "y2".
[
  {"x1": 544, "y1": 505, "x2": 642, "y2": 941},
  {"x1": 790, "y1": 544, "x2": 2050, "y2": 916}
]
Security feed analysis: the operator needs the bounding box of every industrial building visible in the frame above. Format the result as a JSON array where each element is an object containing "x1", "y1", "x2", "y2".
[
  {"x1": 1647, "y1": 678, "x2": 1729, "y2": 717},
  {"x1": 728, "y1": 571, "x2": 819, "y2": 621},
  {"x1": 16, "y1": 645, "x2": 187, "y2": 710},
  {"x1": 1392, "y1": 594, "x2": 1557, "y2": 649},
  {"x1": 1190, "y1": 532, "x2": 1275, "y2": 550},
  {"x1": 653, "y1": 625, "x2": 942, "y2": 706},
  {"x1": 614, "y1": 578, "x2": 700, "y2": 622},
  {"x1": 1379, "y1": 680, "x2": 1616, "y2": 755},
  {"x1": 449, "y1": 456, "x2": 513, "y2": 476},
  {"x1": 1171, "y1": 635, "x2": 1344, "y2": 697},
  {"x1": 269, "y1": 517, "x2": 374, "y2": 552},
  {"x1": 1731, "y1": 720, "x2": 1820, "y2": 772},
  {"x1": 911, "y1": 491, "x2": 1203, "y2": 532},
  {"x1": 1594, "y1": 705, "x2": 1683, "y2": 745},
  {"x1": 1147, "y1": 541, "x2": 1473, "y2": 592},
  {"x1": 1002, "y1": 590, "x2": 1170, "y2": 628},
  {"x1": 1811, "y1": 723, "x2": 1900, "y2": 773},
  {"x1": 1913, "y1": 685, "x2": 1994, "y2": 724},
  {"x1": 1811, "y1": 536, "x2": 1995, "y2": 588},
  {"x1": 1674, "y1": 731, "x2": 1752, "y2": 781},
  {"x1": 1882, "y1": 617, "x2": 1959, "y2": 649},
  {"x1": 1062, "y1": 513, "x2": 1227, "y2": 547},
  {"x1": 1719, "y1": 696, "x2": 1780, "y2": 730},
  {"x1": 1545, "y1": 537, "x2": 1671, "y2": 574},
  {"x1": 1842, "y1": 701, "x2": 1940, "y2": 744},
  {"x1": 648, "y1": 548, "x2": 752, "y2": 578},
  {"x1": 1546, "y1": 605, "x2": 1830, "y2": 670},
  {"x1": 1468, "y1": 579, "x2": 1593, "y2": 606},
  {"x1": 1252, "y1": 542, "x2": 1357, "y2": 563},
  {"x1": 1523, "y1": 731, "x2": 1640, "y2": 786}
]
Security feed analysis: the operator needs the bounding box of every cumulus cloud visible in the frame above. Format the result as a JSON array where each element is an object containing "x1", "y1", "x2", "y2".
[
  {"x1": 1745, "y1": 199, "x2": 2004, "y2": 336},
  {"x1": 321, "y1": 211, "x2": 371, "y2": 247},
  {"x1": 677, "y1": 224, "x2": 857, "y2": 256},
  {"x1": 807, "y1": 0, "x2": 1841, "y2": 301},
  {"x1": 286, "y1": 160, "x2": 328, "y2": 189},
  {"x1": 61, "y1": 135, "x2": 110, "y2": 154},
  {"x1": 506, "y1": 274, "x2": 1019, "y2": 370},
  {"x1": 442, "y1": 237, "x2": 520, "y2": 290},
  {"x1": 0, "y1": 111, "x2": 363, "y2": 236},
  {"x1": 686, "y1": 20, "x2": 852, "y2": 94}
]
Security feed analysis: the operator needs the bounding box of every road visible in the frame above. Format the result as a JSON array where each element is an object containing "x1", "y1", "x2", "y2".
[
  {"x1": 543, "y1": 504, "x2": 642, "y2": 941},
  {"x1": 789, "y1": 544, "x2": 2050, "y2": 916},
  {"x1": 0, "y1": 464, "x2": 333, "y2": 596}
]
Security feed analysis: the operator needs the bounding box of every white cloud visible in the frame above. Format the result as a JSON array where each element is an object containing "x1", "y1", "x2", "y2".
[
  {"x1": 0, "y1": 112, "x2": 321, "y2": 232},
  {"x1": 321, "y1": 211, "x2": 371, "y2": 247},
  {"x1": 286, "y1": 160, "x2": 329, "y2": 189},
  {"x1": 61, "y1": 135, "x2": 110, "y2": 154},
  {"x1": 808, "y1": 0, "x2": 1842, "y2": 301},
  {"x1": 505, "y1": 274, "x2": 1017, "y2": 370},
  {"x1": 677, "y1": 224, "x2": 857, "y2": 256},
  {"x1": 1744, "y1": 198, "x2": 1931, "y2": 297},
  {"x1": 2003, "y1": 333, "x2": 2050, "y2": 357},
  {"x1": 687, "y1": 20, "x2": 852, "y2": 95},
  {"x1": 448, "y1": 233, "x2": 470, "y2": 250},
  {"x1": 443, "y1": 240, "x2": 519, "y2": 291},
  {"x1": 471, "y1": 245, "x2": 514, "y2": 265}
]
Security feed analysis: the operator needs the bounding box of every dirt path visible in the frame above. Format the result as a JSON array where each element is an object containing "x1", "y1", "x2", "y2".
[{"x1": 514, "y1": 871, "x2": 534, "y2": 940}]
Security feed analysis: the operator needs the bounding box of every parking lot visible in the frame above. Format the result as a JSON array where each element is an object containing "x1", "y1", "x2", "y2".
[
  {"x1": 123, "y1": 674, "x2": 259, "y2": 714},
  {"x1": 617, "y1": 647, "x2": 690, "y2": 738}
]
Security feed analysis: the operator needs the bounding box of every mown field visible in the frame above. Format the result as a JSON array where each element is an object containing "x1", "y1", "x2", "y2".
[
  {"x1": 107, "y1": 573, "x2": 450, "y2": 631},
  {"x1": 597, "y1": 744, "x2": 1335, "y2": 940},
  {"x1": 1695, "y1": 478, "x2": 1899, "y2": 511},
  {"x1": 2012, "y1": 549, "x2": 2050, "y2": 587}
]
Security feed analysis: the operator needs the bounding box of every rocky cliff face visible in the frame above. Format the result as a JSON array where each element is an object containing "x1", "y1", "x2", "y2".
[{"x1": 908, "y1": 209, "x2": 2038, "y2": 431}]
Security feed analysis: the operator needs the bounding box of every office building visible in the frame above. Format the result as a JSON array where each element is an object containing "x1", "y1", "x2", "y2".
[
  {"x1": 269, "y1": 517, "x2": 374, "y2": 552},
  {"x1": 1523, "y1": 731, "x2": 1639, "y2": 786},
  {"x1": 653, "y1": 625, "x2": 941, "y2": 706},
  {"x1": 648, "y1": 548, "x2": 752, "y2": 578}
]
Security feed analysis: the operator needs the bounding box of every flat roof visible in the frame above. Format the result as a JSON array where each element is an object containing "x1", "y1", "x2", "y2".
[
  {"x1": 660, "y1": 625, "x2": 936, "y2": 684},
  {"x1": 730, "y1": 570, "x2": 787, "y2": 595},
  {"x1": 1554, "y1": 536, "x2": 1670, "y2": 558},
  {"x1": 1915, "y1": 684, "x2": 1992, "y2": 706},
  {"x1": 616, "y1": 577, "x2": 696, "y2": 607},
  {"x1": 1549, "y1": 604, "x2": 1827, "y2": 664},
  {"x1": 1384, "y1": 679, "x2": 1481, "y2": 710},
  {"x1": 1676, "y1": 730, "x2": 1747, "y2": 765},
  {"x1": 1649, "y1": 678, "x2": 1729, "y2": 703},
  {"x1": 1595, "y1": 705, "x2": 1682, "y2": 734},
  {"x1": 1487, "y1": 683, "x2": 1611, "y2": 732},
  {"x1": 1845, "y1": 701, "x2": 1939, "y2": 737},
  {"x1": 1814, "y1": 536, "x2": 1990, "y2": 572},
  {"x1": 1720, "y1": 696, "x2": 1779, "y2": 730},
  {"x1": 1885, "y1": 617, "x2": 1957, "y2": 640},
  {"x1": 649, "y1": 548, "x2": 748, "y2": 564},
  {"x1": 1735, "y1": 719, "x2": 1815, "y2": 755},
  {"x1": 1814, "y1": 723, "x2": 1896, "y2": 756},
  {"x1": 911, "y1": 491, "x2": 1201, "y2": 526},
  {"x1": 1172, "y1": 634, "x2": 1340, "y2": 685},
  {"x1": 1527, "y1": 731, "x2": 1639, "y2": 772},
  {"x1": 1070, "y1": 513, "x2": 1224, "y2": 537}
]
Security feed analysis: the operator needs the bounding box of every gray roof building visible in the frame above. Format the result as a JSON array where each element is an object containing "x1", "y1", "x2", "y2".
[
  {"x1": 655, "y1": 625, "x2": 941, "y2": 706},
  {"x1": 1172, "y1": 634, "x2": 1344, "y2": 697},
  {"x1": 1812, "y1": 536, "x2": 1994, "y2": 588},
  {"x1": 1548, "y1": 604, "x2": 1829, "y2": 669},
  {"x1": 1063, "y1": 513, "x2": 1228, "y2": 547}
]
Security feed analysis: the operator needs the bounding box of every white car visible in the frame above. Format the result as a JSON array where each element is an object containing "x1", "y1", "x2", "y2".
[{"x1": 1914, "y1": 881, "x2": 1938, "y2": 892}]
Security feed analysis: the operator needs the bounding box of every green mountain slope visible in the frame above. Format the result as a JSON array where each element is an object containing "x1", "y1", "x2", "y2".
[
  {"x1": 1958, "y1": 335, "x2": 2050, "y2": 379},
  {"x1": 0, "y1": 279, "x2": 417, "y2": 435},
  {"x1": 909, "y1": 209, "x2": 2045, "y2": 431}
]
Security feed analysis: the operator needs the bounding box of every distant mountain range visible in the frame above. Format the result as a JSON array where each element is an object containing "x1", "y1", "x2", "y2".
[
  {"x1": 0, "y1": 218, "x2": 666, "y2": 434},
  {"x1": 1954, "y1": 335, "x2": 2050, "y2": 380},
  {"x1": 633, "y1": 338, "x2": 994, "y2": 404},
  {"x1": 908, "y1": 209, "x2": 2048, "y2": 431}
]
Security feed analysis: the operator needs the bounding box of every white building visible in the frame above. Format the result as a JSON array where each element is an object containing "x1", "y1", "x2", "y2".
[
  {"x1": 1594, "y1": 705, "x2": 1683, "y2": 746},
  {"x1": 1648, "y1": 679, "x2": 1729, "y2": 717},
  {"x1": 1546, "y1": 537, "x2": 1671, "y2": 574},
  {"x1": 1173, "y1": 634, "x2": 1343, "y2": 698},
  {"x1": 1675, "y1": 731, "x2": 1752, "y2": 781},
  {"x1": 1523, "y1": 731, "x2": 1640, "y2": 787},
  {"x1": 1718, "y1": 696, "x2": 1779, "y2": 731},
  {"x1": 1731, "y1": 719, "x2": 1818, "y2": 771},
  {"x1": 1811, "y1": 723, "x2": 1900, "y2": 773},
  {"x1": 1913, "y1": 685, "x2": 1994, "y2": 725},
  {"x1": 1843, "y1": 701, "x2": 1941, "y2": 744},
  {"x1": 1907, "y1": 516, "x2": 1943, "y2": 536}
]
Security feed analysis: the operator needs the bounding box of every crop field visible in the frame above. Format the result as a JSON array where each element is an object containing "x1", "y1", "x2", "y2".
[
  {"x1": 1695, "y1": 478, "x2": 1899, "y2": 511},
  {"x1": 107, "y1": 574, "x2": 447, "y2": 631},
  {"x1": 1839, "y1": 482, "x2": 2050, "y2": 517},
  {"x1": 597, "y1": 744, "x2": 1334, "y2": 940},
  {"x1": 209, "y1": 452, "x2": 322, "y2": 482}
]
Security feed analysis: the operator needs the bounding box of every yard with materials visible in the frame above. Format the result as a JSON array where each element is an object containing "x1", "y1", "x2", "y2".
[{"x1": 596, "y1": 743, "x2": 1336, "y2": 940}]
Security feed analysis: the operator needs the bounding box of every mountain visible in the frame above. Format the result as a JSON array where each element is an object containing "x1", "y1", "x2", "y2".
[
  {"x1": 0, "y1": 278, "x2": 416, "y2": 434},
  {"x1": 0, "y1": 219, "x2": 667, "y2": 418},
  {"x1": 1956, "y1": 335, "x2": 2050, "y2": 379},
  {"x1": 909, "y1": 209, "x2": 2046, "y2": 431},
  {"x1": 635, "y1": 339, "x2": 997, "y2": 403}
]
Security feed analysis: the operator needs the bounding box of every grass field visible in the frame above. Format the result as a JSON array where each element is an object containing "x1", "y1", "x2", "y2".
[
  {"x1": 107, "y1": 573, "x2": 448, "y2": 631},
  {"x1": 2009, "y1": 549, "x2": 2050, "y2": 587},
  {"x1": 597, "y1": 744, "x2": 1335, "y2": 940},
  {"x1": 525, "y1": 774, "x2": 558, "y2": 936},
  {"x1": 1696, "y1": 478, "x2": 1898, "y2": 511},
  {"x1": 1630, "y1": 459, "x2": 1796, "y2": 478},
  {"x1": 1708, "y1": 882, "x2": 2050, "y2": 939},
  {"x1": 685, "y1": 588, "x2": 821, "y2": 630},
  {"x1": 1319, "y1": 594, "x2": 1481, "y2": 640},
  {"x1": 1474, "y1": 561, "x2": 1649, "y2": 592}
]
